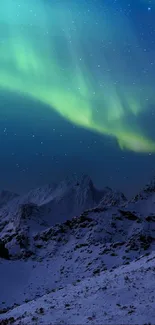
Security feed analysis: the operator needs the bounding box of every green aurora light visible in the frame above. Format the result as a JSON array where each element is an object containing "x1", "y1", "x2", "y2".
[{"x1": 0, "y1": 0, "x2": 155, "y2": 152}]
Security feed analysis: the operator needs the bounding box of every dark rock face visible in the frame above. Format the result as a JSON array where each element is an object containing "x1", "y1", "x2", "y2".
[
  {"x1": 19, "y1": 203, "x2": 38, "y2": 220},
  {"x1": 0, "y1": 240, "x2": 9, "y2": 259},
  {"x1": 0, "y1": 190, "x2": 18, "y2": 209}
]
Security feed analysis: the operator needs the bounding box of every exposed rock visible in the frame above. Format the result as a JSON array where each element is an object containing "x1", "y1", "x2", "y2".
[{"x1": 0, "y1": 239, "x2": 9, "y2": 259}]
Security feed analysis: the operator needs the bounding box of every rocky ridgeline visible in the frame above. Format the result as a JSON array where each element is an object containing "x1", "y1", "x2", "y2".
[
  {"x1": 0, "y1": 175, "x2": 128, "y2": 259},
  {"x1": 0, "y1": 176, "x2": 155, "y2": 261},
  {"x1": 1, "y1": 175, "x2": 155, "y2": 324},
  {"x1": 131, "y1": 176, "x2": 155, "y2": 202}
]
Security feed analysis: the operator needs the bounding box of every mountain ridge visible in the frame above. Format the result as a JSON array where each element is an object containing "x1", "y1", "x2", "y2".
[{"x1": 0, "y1": 174, "x2": 155, "y2": 324}]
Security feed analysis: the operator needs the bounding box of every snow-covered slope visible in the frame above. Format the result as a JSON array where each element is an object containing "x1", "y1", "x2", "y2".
[
  {"x1": 0, "y1": 175, "x2": 155, "y2": 324},
  {"x1": 1, "y1": 252, "x2": 155, "y2": 325}
]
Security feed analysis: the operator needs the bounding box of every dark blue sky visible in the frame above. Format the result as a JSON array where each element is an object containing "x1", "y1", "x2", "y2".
[{"x1": 0, "y1": 0, "x2": 155, "y2": 197}]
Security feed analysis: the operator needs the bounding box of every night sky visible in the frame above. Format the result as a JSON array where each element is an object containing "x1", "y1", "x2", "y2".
[{"x1": 0, "y1": 0, "x2": 155, "y2": 197}]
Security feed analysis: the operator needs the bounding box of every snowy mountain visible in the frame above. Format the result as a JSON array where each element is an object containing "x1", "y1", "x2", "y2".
[
  {"x1": 0, "y1": 174, "x2": 114, "y2": 259},
  {"x1": 0, "y1": 174, "x2": 108, "y2": 227},
  {"x1": 0, "y1": 175, "x2": 155, "y2": 324}
]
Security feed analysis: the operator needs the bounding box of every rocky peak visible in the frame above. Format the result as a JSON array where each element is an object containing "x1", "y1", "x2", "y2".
[
  {"x1": 132, "y1": 176, "x2": 155, "y2": 202},
  {"x1": 97, "y1": 188, "x2": 127, "y2": 208}
]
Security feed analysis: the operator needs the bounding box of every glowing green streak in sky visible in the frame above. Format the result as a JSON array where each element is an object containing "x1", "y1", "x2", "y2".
[{"x1": 0, "y1": 0, "x2": 155, "y2": 152}]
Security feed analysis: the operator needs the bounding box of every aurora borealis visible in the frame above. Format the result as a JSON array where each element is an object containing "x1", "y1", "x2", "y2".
[
  {"x1": 1, "y1": 0, "x2": 155, "y2": 152},
  {"x1": 0, "y1": 0, "x2": 155, "y2": 195}
]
